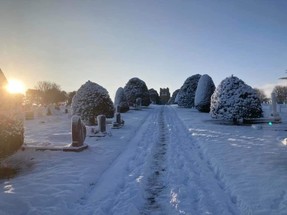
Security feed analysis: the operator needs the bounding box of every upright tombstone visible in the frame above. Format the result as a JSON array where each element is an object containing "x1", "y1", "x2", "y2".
[
  {"x1": 135, "y1": 97, "x2": 142, "y2": 109},
  {"x1": 115, "y1": 112, "x2": 121, "y2": 124},
  {"x1": 97, "y1": 115, "x2": 106, "y2": 133},
  {"x1": 271, "y1": 92, "x2": 281, "y2": 121},
  {"x1": 112, "y1": 106, "x2": 125, "y2": 129},
  {"x1": 71, "y1": 115, "x2": 86, "y2": 147}
]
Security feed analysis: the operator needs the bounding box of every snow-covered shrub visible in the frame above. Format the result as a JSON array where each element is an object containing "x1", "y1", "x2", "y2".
[
  {"x1": 195, "y1": 74, "x2": 215, "y2": 112},
  {"x1": 0, "y1": 113, "x2": 24, "y2": 160},
  {"x1": 72, "y1": 81, "x2": 115, "y2": 125},
  {"x1": 168, "y1": 89, "x2": 180, "y2": 104},
  {"x1": 149, "y1": 88, "x2": 160, "y2": 104},
  {"x1": 124, "y1": 77, "x2": 151, "y2": 106},
  {"x1": 114, "y1": 87, "x2": 129, "y2": 113},
  {"x1": 210, "y1": 75, "x2": 263, "y2": 122},
  {"x1": 177, "y1": 74, "x2": 201, "y2": 108}
]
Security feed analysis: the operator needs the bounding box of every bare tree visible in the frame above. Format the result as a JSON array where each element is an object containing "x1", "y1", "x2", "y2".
[
  {"x1": 253, "y1": 88, "x2": 269, "y2": 103},
  {"x1": 34, "y1": 81, "x2": 67, "y2": 105},
  {"x1": 272, "y1": 85, "x2": 287, "y2": 104}
]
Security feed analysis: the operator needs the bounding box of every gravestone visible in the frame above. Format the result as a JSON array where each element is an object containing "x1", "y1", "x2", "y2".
[
  {"x1": 71, "y1": 115, "x2": 86, "y2": 147},
  {"x1": 97, "y1": 115, "x2": 106, "y2": 133},
  {"x1": 135, "y1": 98, "x2": 142, "y2": 109},
  {"x1": 271, "y1": 92, "x2": 281, "y2": 121},
  {"x1": 116, "y1": 105, "x2": 121, "y2": 113}
]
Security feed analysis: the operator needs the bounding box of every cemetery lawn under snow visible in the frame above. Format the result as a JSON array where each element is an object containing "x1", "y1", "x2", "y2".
[{"x1": 1, "y1": 105, "x2": 287, "y2": 215}]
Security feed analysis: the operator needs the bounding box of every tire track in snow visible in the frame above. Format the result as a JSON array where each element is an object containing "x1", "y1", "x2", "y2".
[
  {"x1": 165, "y1": 106, "x2": 240, "y2": 215},
  {"x1": 73, "y1": 107, "x2": 163, "y2": 215},
  {"x1": 141, "y1": 106, "x2": 169, "y2": 214}
]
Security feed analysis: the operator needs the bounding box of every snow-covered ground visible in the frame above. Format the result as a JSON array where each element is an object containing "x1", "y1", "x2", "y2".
[{"x1": 1, "y1": 105, "x2": 287, "y2": 215}]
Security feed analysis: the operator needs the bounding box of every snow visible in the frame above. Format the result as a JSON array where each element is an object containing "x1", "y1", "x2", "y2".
[{"x1": 1, "y1": 105, "x2": 287, "y2": 214}]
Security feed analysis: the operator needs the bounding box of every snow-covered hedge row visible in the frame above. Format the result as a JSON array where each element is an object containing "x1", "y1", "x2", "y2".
[{"x1": 72, "y1": 81, "x2": 115, "y2": 125}]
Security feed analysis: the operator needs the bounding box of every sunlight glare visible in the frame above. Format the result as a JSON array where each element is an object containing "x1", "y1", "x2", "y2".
[{"x1": 6, "y1": 80, "x2": 25, "y2": 94}]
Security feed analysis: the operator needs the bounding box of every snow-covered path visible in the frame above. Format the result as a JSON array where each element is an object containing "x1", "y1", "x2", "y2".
[
  {"x1": 72, "y1": 106, "x2": 240, "y2": 214},
  {"x1": 1, "y1": 105, "x2": 287, "y2": 214}
]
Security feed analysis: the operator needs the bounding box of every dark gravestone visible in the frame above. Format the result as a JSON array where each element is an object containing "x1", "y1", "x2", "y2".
[
  {"x1": 115, "y1": 112, "x2": 121, "y2": 124},
  {"x1": 71, "y1": 115, "x2": 86, "y2": 147},
  {"x1": 116, "y1": 105, "x2": 121, "y2": 113},
  {"x1": 97, "y1": 115, "x2": 106, "y2": 133},
  {"x1": 112, "y1": 112, "x2": 124, "y2": 129},
  {"x1": 135, "y1": 98, "x2": 142, "y2": 109}
]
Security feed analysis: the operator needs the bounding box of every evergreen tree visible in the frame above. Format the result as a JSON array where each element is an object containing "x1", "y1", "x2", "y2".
[
  {"x1": 194, "y1": 74, "x2": 215, "y2": 112},
  {"x1": 210, "y1": 75, "x2": 262, "y2": 122},
  {"x1": 177, "y1": 74, "x2": 201, "y2": 108},
  {"x1": 149, "y1": 88, "x2": 160, "y2": 104},
  {"x1": 168, "y1": 89, "x2": 180, "y2": 104},
  {"x1": 114, "y1": 87, "x2": 129, "y2": 113},
  {"x1": 72, "y1": 81, "x2": 115, "y2": 125},
  {"x1": 124, "y1": 77, "x2": 151, "y2": 106}
]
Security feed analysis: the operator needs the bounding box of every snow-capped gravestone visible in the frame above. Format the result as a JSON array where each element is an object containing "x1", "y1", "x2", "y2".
[
  {"x1": 210, "y1": 75, "x2": 262, "y2": 123},
  {"x1": 124, "y1": 77, "x2": 151, "y2": 107},
  {"x1": 177, "y1": 74, "x2": 201, "y2": 108},
  {"x1": 114, "y1": 87, "x2": 129, "y2": 113},
  {"x1": 194, "y1": 74, "x2": 215, "y2": 112},
  {"x1": 71, "y1": 116, "x2": 86, "y2": 147},
  {"x1": 72, "y1": 81, "x2": 115, "y2": 125},
  {"x1": 64, "y1": 115, "x2": 88, "y2": 152}
]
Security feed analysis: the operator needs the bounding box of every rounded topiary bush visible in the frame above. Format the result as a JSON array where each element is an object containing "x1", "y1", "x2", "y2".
[
  {"x1": 0, "y1": 114, "x2": 24, "y2": 160},
  {"x1": 114, "y1": 87, "x2": 129, "y2": 113},
  {"x1": 177, "y1": 74, "x2": 201, "y2": 108},
  {"x1": 168, "y1": 89, "x2": 180, "y2": 104},
  {"x1": 124, "y1": 77, "x2": 151, "y2": 107},
  {"x1": 194, "y1": 74, "x2": 215, "y2": 112},
  {"x1": 72, "y1": 81, "x2": 115, "y2": 125},
  {"x1": 149, "y1": 88, "x2": 160, "y2": 104},
  {"x1": 210, "y1": 75, "x2": 263, "y2": 122}
]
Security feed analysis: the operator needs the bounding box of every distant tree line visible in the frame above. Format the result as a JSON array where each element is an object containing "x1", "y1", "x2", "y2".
[{"x1": 25, "y1": 81, "x2": 71, "y2": 106}]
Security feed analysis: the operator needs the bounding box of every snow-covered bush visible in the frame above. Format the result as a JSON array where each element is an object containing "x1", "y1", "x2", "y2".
[
  {"x1": 0, "y1": 113, "x2": 24, "y2": 160},
  {"x1": 177, "y1": 74, "x2": 201, "y2": 108},
  {"x1": 195, "y1": 74, "x2": 215, "y2": 112},
  {"x1": 123, "y1": 77, "x2": 151, "y2": 106},
  {"x1": 149, "y1": 88, "x2": 160, "y2": 104},
  {"x1": 114, "y1": 87, "x2": 129, "y2": 113},
  {"x1": 210, "y1": 75, "x2": 263, "y2": 122},
  {"x1": 72, "y1": 81, "x2": 115, "y2": 125},
  {"x1": 168, "y1": 89, "x2": 180, "y2": 104}
]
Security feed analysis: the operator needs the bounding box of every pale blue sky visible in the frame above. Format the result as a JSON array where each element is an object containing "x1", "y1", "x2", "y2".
[{"x1": 0, "y1": 0, "x2": 286, "y2": 98}]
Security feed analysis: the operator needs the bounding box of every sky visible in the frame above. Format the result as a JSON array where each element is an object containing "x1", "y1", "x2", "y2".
[{"x1": 0, "y1": 0, "x2": 286, "y2": 99}]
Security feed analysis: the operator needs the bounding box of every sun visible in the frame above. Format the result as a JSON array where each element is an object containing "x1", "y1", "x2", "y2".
[{"x1": 6, "y1": 79, "x2": 26, "y2": 94}]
